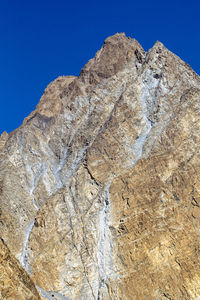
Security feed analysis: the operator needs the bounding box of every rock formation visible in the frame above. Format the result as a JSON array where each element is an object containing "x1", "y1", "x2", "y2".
[
  {"x1": 0, "y1": 238, "x2": 40, "y2": 299},
  {"x1": 1, "y1": 33, "x2": 200, "y2": 299}
]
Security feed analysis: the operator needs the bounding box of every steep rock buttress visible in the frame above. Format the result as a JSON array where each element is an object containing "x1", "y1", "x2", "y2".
[{"x1": 1, "y1": 33, "x2": 200, "y2": 299}]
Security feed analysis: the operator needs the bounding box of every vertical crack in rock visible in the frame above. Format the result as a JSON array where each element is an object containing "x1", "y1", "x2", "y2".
[
  {"x1": 26, "y1": 162, "x2": 46, "y2": 211},
  {"x1": 132, "y1": 117, "x2": 152, "y2": 165},
  {"x1": 54, "y1": 144, "x2": 69, "y2": 189},
  {"x1": 67, "y1": 183, "x2": 96, "y2": 300},
  {"x1": 30, "y1": 183, "x2": 40, "y2": 211},
  {"x1": 19, "y1": 219, "x2": 34, "y2": 271},
  {"x1": 97, "y1": 183, "x2": 114, "y2": 299},
  {"x1": 30, "y1": 191, "x2": 39, "y2": 211},
  {"x1": 132, "y1": 84, "x2": 152, "y2": 165},
  {"x1": 19, "y1": 164, "x2": 42, "y2": 271}
]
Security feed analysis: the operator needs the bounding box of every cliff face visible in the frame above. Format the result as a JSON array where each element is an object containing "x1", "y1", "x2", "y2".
[
  {"x1": 1, "y1": 33, "x2": 200, "y2": 299},
  {"x1": 0, "y1": 238, "x2": 40, "y2": 299}
]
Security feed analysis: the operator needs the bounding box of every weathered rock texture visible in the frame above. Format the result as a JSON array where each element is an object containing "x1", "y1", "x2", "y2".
[
  {"x1": 0, "y1": 238, "x2": 40, "y2": 299},
  {"x1": 1, "y1": 33, "x2": 200, "y2": 299}
]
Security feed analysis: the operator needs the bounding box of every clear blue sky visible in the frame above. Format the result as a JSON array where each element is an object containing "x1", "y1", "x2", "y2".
[{"x1": 1, "y1": 0, "x2": 200, "y2": 135}]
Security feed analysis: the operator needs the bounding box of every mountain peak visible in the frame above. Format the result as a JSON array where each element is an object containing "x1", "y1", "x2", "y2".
[{"x1": 1, "y1": 34, "x2": 200, "y2": 299}]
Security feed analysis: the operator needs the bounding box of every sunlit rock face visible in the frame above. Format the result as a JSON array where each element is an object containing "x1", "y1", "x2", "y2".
[
  {"x1": 1, "y1": 33, "x2": 200, "y2": 299},
  {"x1": 0, "y1": 238, "x2": 40, "y2": 299}
]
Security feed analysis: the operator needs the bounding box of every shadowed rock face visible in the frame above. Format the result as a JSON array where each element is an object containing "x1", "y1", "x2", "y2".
[{"x1": 1, "y1": 33, "x2": 200, "y2": 299}]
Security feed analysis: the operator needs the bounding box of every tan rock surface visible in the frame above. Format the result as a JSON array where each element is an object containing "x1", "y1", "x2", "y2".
[
  {"x1": 0, "y1": 238, "x2": 41, "y2": 299},
  {"x1": 1, "y1": 33, "x2": 200, "y2": 299},
  {"x1": 0, "y1": 131, "x2": 8, "y2": 149}
]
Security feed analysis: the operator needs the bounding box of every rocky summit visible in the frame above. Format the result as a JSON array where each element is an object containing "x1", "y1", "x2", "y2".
[{"x1": 1, "y1": 33, "x2": 200, "y2": 299}]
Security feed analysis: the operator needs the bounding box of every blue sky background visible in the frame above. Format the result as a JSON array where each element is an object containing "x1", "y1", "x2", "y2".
[{"x1": 1, "y1": 0, "x2": 200, "y2": 134}]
